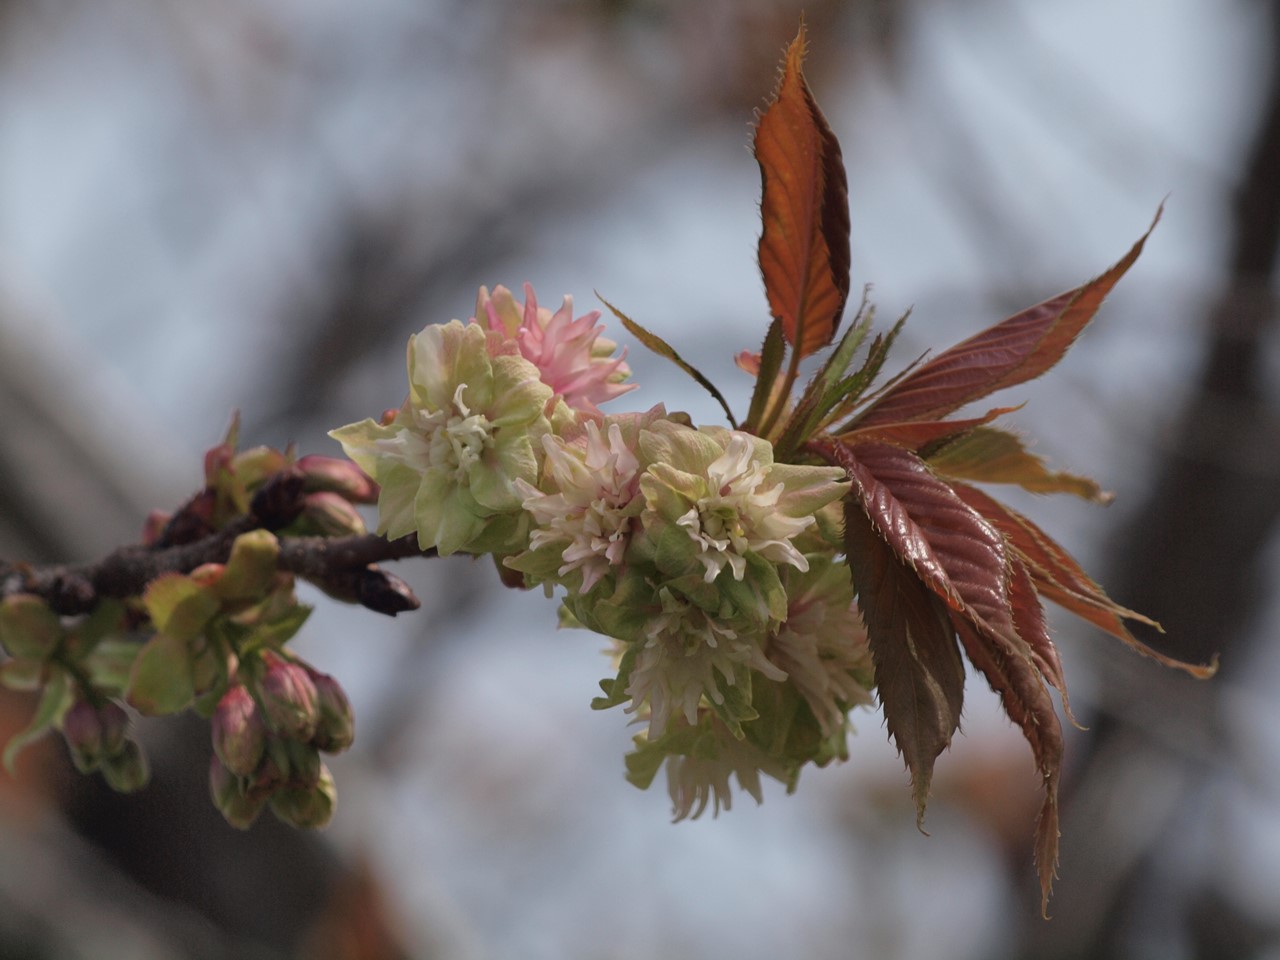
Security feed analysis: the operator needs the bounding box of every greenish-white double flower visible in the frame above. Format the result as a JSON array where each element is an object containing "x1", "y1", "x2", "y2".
[{"x1": 330, "y1": 320, "x2": 553, "y2": 556}]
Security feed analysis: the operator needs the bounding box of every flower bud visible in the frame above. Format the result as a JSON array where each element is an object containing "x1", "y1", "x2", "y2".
[
  {"x1": 100, "y1": 740, "x2": 150, "y2": 793},
  {"x1": 308, "y1": 670, "x2": 355, "y2": 754},
  {"x1": 98, "y1": 701, "x2": 130, "y2": 757},
  {"x1": 269, "y1": 763, "x2": 336, "y2": 829},
  {"x1": 256, "y1": 652, "x2": 319, "y2": 741},
  {"x1": 61, "y1": 700, "x2": 105, "y2": 773},
  {"x1": 262, "y1": 734, "x2": 320, "y2": 787},
  {"x1": 283, "y1": 739, "x2": 322, "y2": 789},
  {"x1": 0, "y1": 594, "x2": 62, "y2": 661},
  {"x1": 298, "y1": 492, "x2": 367, "y2": 538},
  {"x1": 209, "y1": 754, "x2": 267, "y2": 830},
  {"x1": 212, "y1": 685, "x2": 266, "y2": 777},
  {"x1": 295, "y1": 455, "x2": 378, "y2": 504}
]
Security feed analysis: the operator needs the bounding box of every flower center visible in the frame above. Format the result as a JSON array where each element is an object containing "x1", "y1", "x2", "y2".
[{"x1": 421, "y1": 384, "x2": 494, "y2": 482}]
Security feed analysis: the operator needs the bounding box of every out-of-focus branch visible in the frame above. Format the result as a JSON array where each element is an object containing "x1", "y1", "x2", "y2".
[{"x1": 1, "y1": 470, "x2": 430, "y2": 617}]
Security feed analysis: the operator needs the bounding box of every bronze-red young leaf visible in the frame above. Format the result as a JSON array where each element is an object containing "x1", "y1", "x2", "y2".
[
  {"x1": 755, "y1": 25, "x2": 850, "y2": 359},
  {"x1": 952, "y1": 615, "x2": 1063, "y2": 916},
  {"x1": 951, "y1": 482, "x2": 1217, "y2": 678},
  {"x1": 843, "y1": 491, "x2": 964, "y2": 827},
  {"x1": 855, "y1": 207, "x2": 1161, "y2": 427},
  {"x1": 835, "y1": 441, "x2": 1018, "y2": 648},
  {"x1": 840, "y1": 406, "x2": 1022, "y2": 451}
]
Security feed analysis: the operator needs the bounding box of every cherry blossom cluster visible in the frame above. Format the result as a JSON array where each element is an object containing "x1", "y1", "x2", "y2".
[{"x1": 331, "y1": 285, "x2": 873, "y2": 817}]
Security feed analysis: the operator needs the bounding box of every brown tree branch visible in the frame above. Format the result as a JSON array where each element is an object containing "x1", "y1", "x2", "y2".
[
  {"x1": 0, "y1": 469, "x2": 433, "y2": 618},
  {"x1": 0, "y1": 531, "x2": 430, "y2": 617}
]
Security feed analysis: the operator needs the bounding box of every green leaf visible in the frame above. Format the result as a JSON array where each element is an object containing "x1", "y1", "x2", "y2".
[
  {"x1": 126, "y1": 632, "x2": 195, "y2": 716},
  {"x1": 744, "y1": 318, "x2": 787, "y2": 433},
  {"x1": 828, "y1": 311, "x2": 911, "y2": 432},
  {"x1": 775, "y1": 294, "x2": 877, "y2": 456},
  {"x1": 927, "y1": 426, "x2": 1113, "y2": 503},
  {"x1": 4, "y1": 669, "x2": 73, "y2": 774},
  {"x1": 598, "y1": 295, "x2": 738, "y2": 428},
  {"x1": 143, "y1": 573, "x2": 220, "y2": 642}
]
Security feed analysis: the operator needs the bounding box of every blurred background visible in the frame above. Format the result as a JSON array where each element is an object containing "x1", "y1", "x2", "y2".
[{"x1": 1, "y1": 0, "x2": 1277, "y2": 957}]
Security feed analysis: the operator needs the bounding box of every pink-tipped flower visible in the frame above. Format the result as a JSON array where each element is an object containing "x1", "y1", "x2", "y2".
[
  {"x1": 256, "y1": 652, "x2": 319, "y2": 742},
  {"x1": 473, "y1": 283, "x2": 637, "y2": 415},
  {"x1": 212, "y1": 684, "x2": 267, "y2": 777}
]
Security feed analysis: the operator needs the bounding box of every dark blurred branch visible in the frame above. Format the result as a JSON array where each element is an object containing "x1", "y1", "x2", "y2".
[
  {"x1": 1, "y1": 471, "x2": 429, "y2": 617},
  {"x1": 1016, "y1": 1, "x2": 1280, "y2": 955}
]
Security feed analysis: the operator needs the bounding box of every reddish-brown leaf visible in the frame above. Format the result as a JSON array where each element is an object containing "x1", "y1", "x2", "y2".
[
  {"x1": 840, "y1": 406, "x2": 1022, "y2": 451},
  {"x1": 927, "y1": 426, "x2": 1113, "y2": 503},
  {"x1": 844, "y1": 492, "x2": 964, "y2": 826},
  {"x1": 835, "y1": 441, "x2": 1018, "y2": 647},
  {"x1": 1007, "y1": 555, "x2": 1077, "y2": 725},
  {"x1": 952, "y1": 615, "x2": 1063, "y2": 916},
  {"x1": 952, "y1": 482, "x2": 1217, "y2": 679},
  {"x1": 755, "y1": 25, "x2": 850, "y2": 359},
  {"x1": 855, "y1": 208, "x2": 1161, "y2": 427}
]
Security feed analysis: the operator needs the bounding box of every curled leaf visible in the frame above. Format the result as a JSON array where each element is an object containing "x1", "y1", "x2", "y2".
[{"x1": 598, "y1": 295, "x2": 738, "y2": 428}]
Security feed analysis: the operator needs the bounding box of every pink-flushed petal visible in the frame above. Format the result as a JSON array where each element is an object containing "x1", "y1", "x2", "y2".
[{"x1": 470, "y1": 283, "x2": 637, "y2": 414}]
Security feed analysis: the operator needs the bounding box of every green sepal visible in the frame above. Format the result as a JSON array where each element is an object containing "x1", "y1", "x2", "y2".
[
  {"x1": 706, "y1": 666, "x2": 757, "y2": 740},
  {"x1": 624, "y1": 722, "x2": 711, "y2": 791},
  {"x1": 0, "y1": 594, "x2": 62, "y2": 661},
  {"x1": 3, "y1": 668, "x2": 73, "y2": 774},
  {"x1": 237, "y1": 604, "x2": 313, "y2": 655},
  {"x1": 217, "y1": 530, "x2": 281, "y2": 601},
  {"x1": 715, "y1": 553, "x2": 788, "y2": 625},
  {"x1": 591, "y1": 643, "x2": 638, "y2": 710},
  {"x1": 61, "y1": 600, "x2": 126, "y2": 662},
  {"x1": 81, "y1": 639, "x2": 142, "y2": 697},
  {"x1": 0, "y1": 658, "x2": 45, "y2": 692},
  {"x1": 126, "y1": 632, "x2": 195, "y2": 716},
  {"x1": 143, "y1": 573, "x2": 220, "y2": 642}
]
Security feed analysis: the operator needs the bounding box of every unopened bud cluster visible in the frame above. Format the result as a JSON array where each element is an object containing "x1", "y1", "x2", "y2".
[
  {"x1": 332, "y1": 285, "x2": 875, "y2": 817},
  {"x1": 0, "y1": 593, "x2": 150, "y2": 792},
  {"x1": 0, "y1": 427, "x2": 372, "y2": 820},
  {"x1": 208, "y1": 651, "x2": 352, "y2": 829}
]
